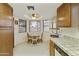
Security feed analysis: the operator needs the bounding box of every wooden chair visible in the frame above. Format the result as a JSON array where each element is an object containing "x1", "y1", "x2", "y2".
[
  {"x1": 32, "y1": 36, "x2": 38, "y2": 44},
  {"x1": 27, "y1": 33, "x2": 32, "y2": 43},
  {"x1": 37, "y1": 32, "x2": 43, "y2": 43}
]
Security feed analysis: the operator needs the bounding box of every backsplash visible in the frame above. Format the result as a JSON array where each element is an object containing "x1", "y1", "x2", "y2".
[{"x1": 60, "y1": 28, "x2": 79, "y2": 39}]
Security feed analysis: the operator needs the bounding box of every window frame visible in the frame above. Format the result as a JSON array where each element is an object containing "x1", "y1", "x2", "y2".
[
  {"x1": 43, "y1": 20, "x2": 50, "y2": 32},
  {"x1": 19, "y1": 19, "x2": 27, "y2": 33}
]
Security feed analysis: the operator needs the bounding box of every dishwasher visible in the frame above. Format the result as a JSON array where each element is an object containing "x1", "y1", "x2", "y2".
[
  {"x1": 55, "y1": 45, "x2": 69, "y2": 56},
  {"x1": 55, "y1": 49, "x2": 61, "y2": 56}
]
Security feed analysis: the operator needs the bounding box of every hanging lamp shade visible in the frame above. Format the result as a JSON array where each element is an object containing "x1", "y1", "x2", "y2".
[{"x1": 24, "y1": 6, "x2": 42, "y2": 20}]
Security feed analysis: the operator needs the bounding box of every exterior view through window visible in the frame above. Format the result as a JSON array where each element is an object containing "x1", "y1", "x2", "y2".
[{"x1": 29, "y1": 20, "x2": 41, "y2": 32}]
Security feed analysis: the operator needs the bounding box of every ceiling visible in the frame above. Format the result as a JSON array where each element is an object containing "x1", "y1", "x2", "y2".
[{"x1": 9, "y1": 3, "x2": 62, "y2": 20}]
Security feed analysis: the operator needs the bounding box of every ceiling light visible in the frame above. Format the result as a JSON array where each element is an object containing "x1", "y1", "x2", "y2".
[
  {"x1": 32, "y1": 16, "x2": 36, "y2": 19},
  {"x1": 58, "y1": 17, "x2": 64, "y2": 21},
  {"x1": 27, "y1": 6, "x2": 34, "y2": 10},
  {"x1": 26, "y1": 6, "x2": 42, "y2": 20}
]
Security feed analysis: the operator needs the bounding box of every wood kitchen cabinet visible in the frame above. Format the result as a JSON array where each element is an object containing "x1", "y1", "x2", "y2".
[
  {"x1": 0, "y1": 3, "x2": 13, "y2": 56},
  {"x1": 57, "y1": 3, "x2": 71, "y2": 27},
  {"x1": 0, "y1": 3, "x2": 13, "y2": 16},
  {"x1": 49, "y1": 40, "x2": 55, "y2": 56}
]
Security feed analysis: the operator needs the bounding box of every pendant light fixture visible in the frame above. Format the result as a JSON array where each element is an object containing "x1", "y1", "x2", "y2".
[{"x1": 24, "y1": 6, "x2": 42, "y2": 20}]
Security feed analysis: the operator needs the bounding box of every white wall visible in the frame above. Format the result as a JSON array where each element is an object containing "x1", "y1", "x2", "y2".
[{"x1": 14, "y1": 23, "x2": 27, "y2": 46}]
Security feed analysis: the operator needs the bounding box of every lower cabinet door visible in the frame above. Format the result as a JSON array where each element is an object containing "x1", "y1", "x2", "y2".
[
  {"x1": 0, "y1": 30, "x2": 13, "y2": 56},
  {"x1": 49, "y1": 40, "x2": 55, "y2": 56},
  {"x1": 50, "y1": 46, "x2": 55, "y2": 56}
]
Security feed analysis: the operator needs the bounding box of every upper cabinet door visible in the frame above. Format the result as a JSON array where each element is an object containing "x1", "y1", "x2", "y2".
[
  {"x1": 57, "y1": 3, "x2": 71, "y2": 27},
  {"x1": 0, "y1": 3, "x2": 13, "y2": 16},
  {"x1": 0, "y1": 3, "x2": 13, "y2": 56}
]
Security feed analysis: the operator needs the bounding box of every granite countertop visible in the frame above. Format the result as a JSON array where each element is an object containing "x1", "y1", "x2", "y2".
[{"x1": 50, "y1": 36, "x2": 79, "y2": 56}]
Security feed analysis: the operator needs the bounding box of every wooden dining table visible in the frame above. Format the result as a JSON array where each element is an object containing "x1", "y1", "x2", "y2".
[{"x1": 31, "y1": 35, "x2": 39, "y2": 44}]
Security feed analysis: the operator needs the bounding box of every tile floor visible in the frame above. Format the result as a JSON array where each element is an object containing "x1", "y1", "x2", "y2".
[{"x1": 13, "y1": 41, "x2": 49, "y2": 56}]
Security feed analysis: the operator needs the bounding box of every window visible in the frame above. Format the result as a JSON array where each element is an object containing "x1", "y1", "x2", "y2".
[
  {"x1": 43, "y1": 20, "x2": 49, "y2": 32},
  {"x1": 19, "y1": 19, "x2": 26, "y2": 33},
  {"x1": 29, "y1": 20, "x2": 41, "y2": 32}
]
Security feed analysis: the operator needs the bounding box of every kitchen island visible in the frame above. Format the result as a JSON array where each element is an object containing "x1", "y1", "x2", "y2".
[{"x1": 50, "y1": 35, "x2": 79, "y2": 56}]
